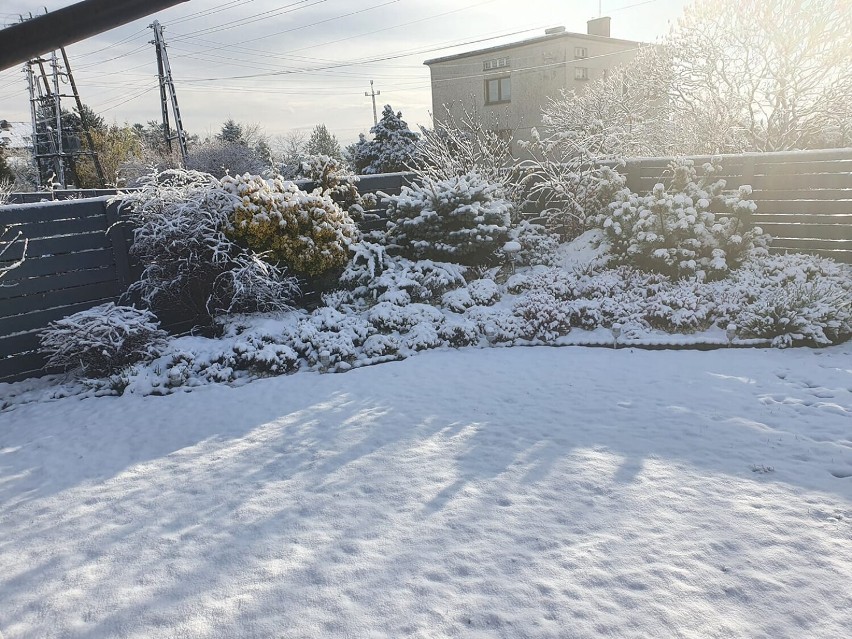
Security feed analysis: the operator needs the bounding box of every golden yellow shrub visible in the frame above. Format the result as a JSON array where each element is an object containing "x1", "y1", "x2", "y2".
[{"x1": 222, "y1": 174, "x2": 358, "y2": 277}]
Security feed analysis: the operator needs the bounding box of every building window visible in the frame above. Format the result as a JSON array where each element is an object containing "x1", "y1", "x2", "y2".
[
  {"x1": 483, "y1": 56, "x2": 510, "y2": 71},
  {"x1": 574, "y1": 46, "x2": 588, "y2": 59},
  {"x1": 574, "y1": 67, "x2": 589, "y2": 80},
  {"x1": 485, "y1": 76, "x2": 511, "y2": 104}
]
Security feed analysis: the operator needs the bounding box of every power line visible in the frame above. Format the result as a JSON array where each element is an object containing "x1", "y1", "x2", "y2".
[
  {"x1": 171, "y1": 0, "x2": 398, "y2": 46},
  {"x1": 167, "y1": 0, "x2": 255, "y2": 26},
  {"x1": 177, "y1": 26, "x2": 555, "y2": 82},
  {"x1": 171, "y1": 0, "x2": 328, "y2": 40}
]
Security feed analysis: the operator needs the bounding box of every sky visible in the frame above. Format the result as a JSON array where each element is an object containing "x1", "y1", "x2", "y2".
[{"x1": 0, "y1": 0, "x2": 692, "y2": 147}]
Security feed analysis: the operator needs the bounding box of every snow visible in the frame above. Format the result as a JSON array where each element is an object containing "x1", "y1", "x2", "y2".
[{"x1": 1, "y1": 344, "x2": 850, "y2": 638}]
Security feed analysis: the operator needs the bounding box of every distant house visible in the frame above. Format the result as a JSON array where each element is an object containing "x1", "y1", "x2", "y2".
[{"x1": 424, "y1": 17, "x2": 643, "y2": 145}]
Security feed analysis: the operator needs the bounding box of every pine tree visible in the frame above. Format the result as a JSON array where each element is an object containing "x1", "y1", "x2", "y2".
[
  {"x1": 305, "y1": 124, "x2": 342, "y2": 160},
  {"x1": 218, "y1": 119, "x2": 245, "y2": 145},
  {"x1": 351, "y1": 104, "x2": 419, "y2": 175}
]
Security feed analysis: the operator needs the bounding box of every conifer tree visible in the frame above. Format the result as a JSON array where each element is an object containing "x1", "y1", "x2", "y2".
[
  {"x1": 305, "y1": 124, "x2": 342, "y2": 160},
  {"x1": 351, "y1": 105, "x2": 419, "y2": 175}
]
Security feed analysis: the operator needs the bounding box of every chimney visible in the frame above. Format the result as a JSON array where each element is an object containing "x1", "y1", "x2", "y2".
[{"x1": 587, "y1": 16, "x2": 611, "y2": 37}]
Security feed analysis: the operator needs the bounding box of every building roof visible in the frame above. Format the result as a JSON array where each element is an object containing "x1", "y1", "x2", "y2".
[
  {"x1": 0, "y1": 120, "x2": 32, "y2": 150},
  {"x1": 424, "y1": 29, "x2": 644, "y2": 66}
]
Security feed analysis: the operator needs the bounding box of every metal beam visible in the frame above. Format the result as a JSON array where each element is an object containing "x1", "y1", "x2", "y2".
[{"x1": 0, "y1": 0, "x2": 191, "y2": 71}]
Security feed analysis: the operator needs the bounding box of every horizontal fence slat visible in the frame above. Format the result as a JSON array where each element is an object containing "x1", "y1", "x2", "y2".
[
  {"x1": 753, "y1": 173, "x2": 852, "y2": 190},
  {"x1": 751, "y1": 189, "x2": 852, "y2": 201},
  {"x1": 2, "y1": 248, "x2": 114, "y2": 280},
  {"x1": 0, "y1": 351, "x2": 48, "y2": 383},
  {"x1": 639, "y1": 165, "x2": 744, "y2": 178},
  {"x1": 23, "y1": 231, "x2": 112, "y2": 258},
  {"x1": 0, "y1": 199, "x2": 107, "y2": 225},
  {"x1": 753, "y1": 213, "x2": 852, "y2": 225},
  {"x1": 0, "y1": 280, "x2": 123, "y2": 318},
  {"x1": 0, "y1": 266, "x2": 117, "y2": 301},
  {"x1": 761, "y1": 223, "x2": 852, "y2": 241},
  {"x1": 752, "y1": 148, "x2": 852, "y2": 163},
  {"x1": 0, "y1": 297, "x2": 118, "y2": 336},
  {"x1": 755, "y1": 200, "x2": 851, "y2": 215},
  {"x1": 10, "y1": 214, "x2": 109, "y2": 238},
  {"x1": 755, "y1": 159, "x2": 852, "y2": 175},
  {"x1": 0, "y1": 330, "x2": 41, "y2": 359},
  {"x1": 768, "y1": 237, "x2": 852, "y2": 250}
]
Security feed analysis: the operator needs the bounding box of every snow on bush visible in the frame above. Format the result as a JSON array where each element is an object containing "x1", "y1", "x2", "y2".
[
  {"x1": 414, "y1": 103, "x2": 520, "y2": 204},
  {"x1": 350, "y1": 104, "x2": 420, "y2": 175},
  {"x1": 517, "y1": 126, "x2": 627, "y2": 240},
  {"x1": 383, "y1": 172, "x2": 511, "y2": 265},
  {"x1": 222, "y1": 173, "x2": 358, "y2": 277},
  {"x1": 39, "y1": 303, "x2": 167, "y2": 377},
  {"x1": 114, "y1": 169, "x2": 299, "y2": 325},
  {"x1": 513, "y1": 291, "x2": 573, "y2": 341},
  {"x1": 342, "y1": 249, "x2": 467, "y2": 303},
  {"x1": 468, "y1": 279, "x2": 500, "y2": 306},
  {"x1": 298, "y1": 155, "x2": 366, "y2": 219},
  {"x1": 501, "y1": 221, "x2": 560, "y2": 267},
  {"x1": 729, "y1": 254, "x2": 852, "y2": 347},
  {"x1": 437, "y1": 316, "x2": 481, "y2": 347},
  {"x1": 596, "y1": 159, "x2": 769, "y2": 280},
  {"x1": 439, "y1": 278, "x2": 500, "y2": 311},
  {"x1": 185, "y1": 139, "x2": 269, "y2": 178}
]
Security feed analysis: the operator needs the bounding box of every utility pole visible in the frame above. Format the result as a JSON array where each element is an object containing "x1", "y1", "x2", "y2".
[
  {"x1": 50, "y1": 51, "x2": 65, "y2": 187},
  {"x1": 61, "y1": 47, "x2": 106, "y2": 187},
  {"x1": 150, "y1": 20, "x2": 188, "y2": 166},
  {"x1": 365, "y1": 80, "x2": 380, "y2": 127}
]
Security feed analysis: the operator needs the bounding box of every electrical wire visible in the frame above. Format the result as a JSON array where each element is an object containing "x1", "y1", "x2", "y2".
[{"x1": 170, "y1": 0, "x2": 328, "y2": 40}]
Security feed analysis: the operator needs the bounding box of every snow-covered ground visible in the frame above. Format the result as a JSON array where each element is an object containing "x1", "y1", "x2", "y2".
[{"x1": 1, "y1": 344, "x2": 851, "y2": 638}]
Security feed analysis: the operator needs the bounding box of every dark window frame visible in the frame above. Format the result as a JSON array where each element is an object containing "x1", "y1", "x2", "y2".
[{"x1": 485, "y1": 75, "x2": 511, "y2": 104}]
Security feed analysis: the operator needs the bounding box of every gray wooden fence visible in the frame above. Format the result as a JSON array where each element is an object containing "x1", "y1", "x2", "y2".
[
  {"x1": 0, "y1": 152, "x2": 849, "y2": 383},
  {"x1": 622, "y1": 147, "x2": 852, "y2": 263},
  {"x1": 0, "y1": 173, "x2": 413, "y2": 383}
]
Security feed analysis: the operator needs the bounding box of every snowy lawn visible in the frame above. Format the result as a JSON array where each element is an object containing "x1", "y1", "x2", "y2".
[{"x1": 1, "y1": 345, "x2": 851, "y2": 638}]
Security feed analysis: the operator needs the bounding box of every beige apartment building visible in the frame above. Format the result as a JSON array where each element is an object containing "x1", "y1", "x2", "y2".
[{"x1": 424, "y1": 17, "x2": 643, "y2": 144}]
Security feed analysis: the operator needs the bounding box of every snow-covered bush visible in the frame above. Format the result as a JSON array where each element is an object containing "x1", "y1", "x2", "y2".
[
  {"x1": 503, "y1": 221, "x2": 560, "y2": 267},
  {"x1": 383, "y1": 172, "x2": 511, "y2": 265},
  {"x1": 362, "y1": 333, "x2": 401, "y2": 357},
  {"x1": 367, "y1": 301, "x2": 444, "y2": 334},
  {"x1": 223, "y1": 173, "x2": 358, "y2": 277},
  {"x1": 342, "y1": 250, "x2": 467, "y2": 304},
  {"x1": 415, "y1": 103, "x2": 520, "y2": 203},
  {"x1": 350, "y1": 105, "x2": 420, "y2": 175},
  {"x1": 644, "y1": 282, "x2": 716, "y2": 332},
  {"x1": 213, "y1": 253, "x2": 300, "y2": 315},
  {"x1": 730, "y1": 253, "x2": 852, "y2": 347},
  {"x1": 232, "y1": 337, "x2": 299, "y2": 375},
  {"x1": 440, "y1": 278, "x2": 500, "y2": 312},
  {"x1": 115, "y1": 170, "x2": 298, "y2": 325},
  {"x1": 185, "y1": 139, "x2": 269, "y2": 178},
  {"x1": 39, "y1": 303, "x2": 166, "y2": 377},
  {"x1": 298, "y1": 155, "x2": 365, "y2": 218},
  {"x1": 466, "y1": 307, "x2": 527, "y2": 343},
  {"x1": 438, "y1": 316, "x2": 481, "y2": 347},
  {"x1": 597, "y1": 159, "x2": 769, "y2": 280},
  {"x1": 468, "y1": 279, "x2": 500, "y2": 306},
  {"x1": 517, "y1": 126, "x2": 627, "y2": 240},
  {"x1": 512, "y1": 290, "x2": 573, "y2": 341},
  {"x1": 735, "y1": 282, "x2": 851, "y2": 348}
]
